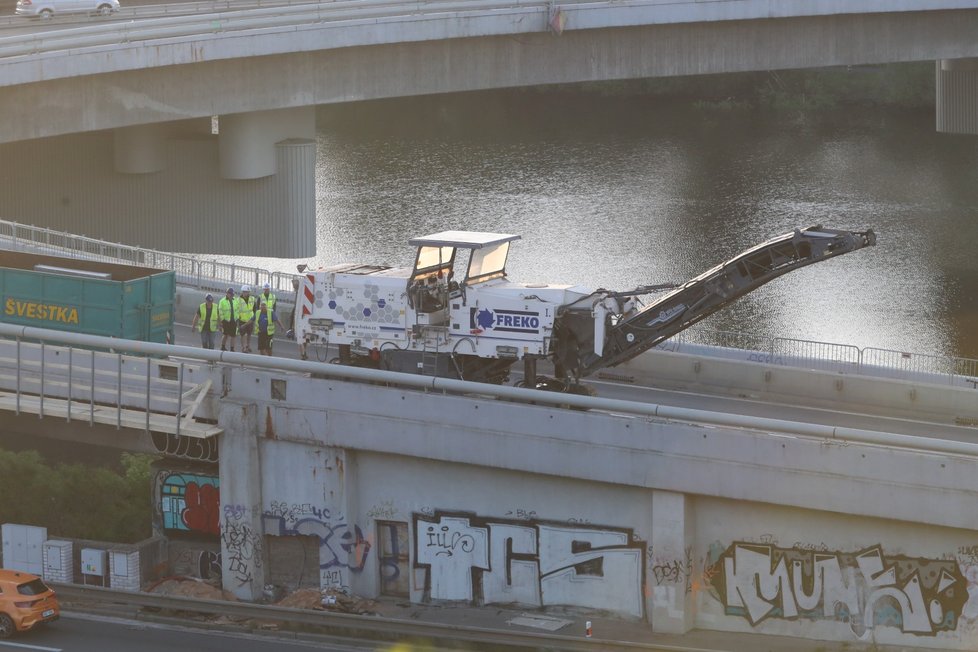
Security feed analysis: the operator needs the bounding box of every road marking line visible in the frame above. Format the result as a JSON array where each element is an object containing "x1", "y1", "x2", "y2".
[{"x1": 0, "y1": 641, "x2": 62, "y2": 651}]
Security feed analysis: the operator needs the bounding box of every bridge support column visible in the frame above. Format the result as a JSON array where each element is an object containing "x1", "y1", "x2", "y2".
[
  {"x1": 649, "y1": 490, "x2": 695, "y2": 633},
  {"x1": 218, "y1": 402, "x2": 267, "y2": 601},
  {"x1": 219, "y1": 106, "x2": 315, "y2": 179},
  {"x1": 936, "y1": 59, "x2": 978, "y2": 135}
]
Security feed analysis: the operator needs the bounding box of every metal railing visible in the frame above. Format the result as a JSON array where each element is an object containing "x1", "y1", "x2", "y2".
[
  {"x1": 667, "y1": 329, "x2": 978, "y2": 388},
  {"x1": 0, "y1": 329, "x2": 219, "y2": 438},
  {"x1": 1, "y1": 0, "x2": 970, "y2": 64},
  {"x1": 0, "y1": 218, "x2": 298, "y2": 294}
]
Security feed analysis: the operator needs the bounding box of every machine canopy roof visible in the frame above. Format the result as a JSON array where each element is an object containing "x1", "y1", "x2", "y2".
[{"x1": 409, "y1": 231, "x2": 521, "y2": 249}]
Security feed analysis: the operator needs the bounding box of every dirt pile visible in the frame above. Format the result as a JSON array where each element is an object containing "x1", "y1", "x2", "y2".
[
  {"x1": 146, "y1": 576, "x2": 238, "y2": 602},
  {"x1": 276, "y1": 587, "x2": 378, "y2": 615}
]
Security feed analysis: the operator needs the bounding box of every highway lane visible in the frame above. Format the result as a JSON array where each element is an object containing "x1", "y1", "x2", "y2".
[
  {"x1": 169, "y1": 318, "x2": 978, "y2": 445},
  {"x1": 6, "y1": 613, "x2": 382, "y2": 652}
]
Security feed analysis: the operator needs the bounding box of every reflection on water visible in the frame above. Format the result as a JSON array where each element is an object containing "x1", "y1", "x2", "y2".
[{"x1": 230, "y1": 91, "x2": 978, "y2": 359}]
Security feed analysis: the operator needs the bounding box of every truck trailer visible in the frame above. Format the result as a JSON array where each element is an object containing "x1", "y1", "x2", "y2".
[{"x1": 0, "y1": 251, "x2": 175, "y2": 344}]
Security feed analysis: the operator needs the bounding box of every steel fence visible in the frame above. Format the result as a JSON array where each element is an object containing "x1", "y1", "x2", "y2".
[
  {"x1": 0, "y1": 218, "x2": 297, "y2": 293},
  {"x1": 668, "y1": 328, "x2": 977, "y2": 387}
]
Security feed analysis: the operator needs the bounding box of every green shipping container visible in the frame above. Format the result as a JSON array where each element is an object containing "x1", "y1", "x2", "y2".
[{"x1": 0, "y1": 251, "x2": 175, "y2": 343}]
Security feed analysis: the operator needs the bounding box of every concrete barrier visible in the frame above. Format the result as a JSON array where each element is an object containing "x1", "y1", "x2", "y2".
[{"x1": 619, "y1": 348, "x2": 978, "y2": 425}]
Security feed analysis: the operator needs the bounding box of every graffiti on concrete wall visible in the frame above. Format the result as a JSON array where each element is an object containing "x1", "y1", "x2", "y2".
[
  {"x1": 171, "y1": 547, "x2": 222, "y2": 581},
  {"x1": 707, "y1": 542, "x2": 968, "y2": 636},
  {"x1": 159, "y1": 471, "x2": 220, "y2": 536},
  {"x1": 413, "y1": 511, "x2": 645, "y2": 618},
  {"x1": 262, "y1": 502, "x2": 371, "y2": 592},
  {"x1": 222, "y1": 504, "x2": 263, "y2": 587},
  {"x1": 955, "y1": 545, "x2": 978, "y2": 628}
]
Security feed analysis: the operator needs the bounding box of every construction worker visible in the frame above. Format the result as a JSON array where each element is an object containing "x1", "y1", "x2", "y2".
[
  {"x1": 217, "y1": 287, "x2": 237, "y2": 352},
  {"x1": 255, "y1": 301, "x2": 285, "y2": 356},
  {"x1": 190, "y1": 293, "x2": 219, "y2": 349},
  {"x1": 236, "y1": 284, "x2": 257, "y2": 353},
  {"x1": 259, "y1": 282, "x2": 277, "y2": 312}
]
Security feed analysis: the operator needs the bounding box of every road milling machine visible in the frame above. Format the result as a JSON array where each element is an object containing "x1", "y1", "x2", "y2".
[{"x1": 293, "y1": 226, "x2": 876, "y2": 391}]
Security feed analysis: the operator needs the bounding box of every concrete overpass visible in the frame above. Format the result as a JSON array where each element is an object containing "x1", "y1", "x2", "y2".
[
  {"x1": 2, "y1": 0, "x2": 978, "y2": 255},
  {"x1": 2, "y1": 313, "x2": 978, "y2": 649}
]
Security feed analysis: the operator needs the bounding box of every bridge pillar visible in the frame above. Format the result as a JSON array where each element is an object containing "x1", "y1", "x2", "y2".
[
  {"x1": 219, "y1": 106, "x2": 315, "y2": 179},
  {"x1": 218, "y1": 402, "x2": 267, "y2": 600},
  {"x1": 649, "y1": 490, "x2": 695, "y2": 633},
  {"x1": 936, "y1": 59, "x2": 978, "y2": 135},
  {"x1": 113, "y1": 123, "x2": 167, "y2": 174}
]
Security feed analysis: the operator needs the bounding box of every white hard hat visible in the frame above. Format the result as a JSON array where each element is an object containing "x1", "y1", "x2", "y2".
[
  {"x1": 241, "y1": 284, "x2": 251, "y2": 293},
  {"x1": 262, "y1": 282, "x2": 271, "y2": 290}
]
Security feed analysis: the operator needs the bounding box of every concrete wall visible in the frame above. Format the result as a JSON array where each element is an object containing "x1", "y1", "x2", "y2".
[{"x1": 208, "y1": 365, "x2": 978, "y2": 648}]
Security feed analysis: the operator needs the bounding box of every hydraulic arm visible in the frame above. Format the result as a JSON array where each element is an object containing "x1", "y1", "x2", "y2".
[{"x1": 552, "y1": 226, "x2": 877, "y2": 380}]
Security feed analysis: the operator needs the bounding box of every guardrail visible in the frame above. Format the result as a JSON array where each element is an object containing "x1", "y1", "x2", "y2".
[
  {"x1": 3, "y1": 0, "x2": 974, "y2": 65},
  {"x1": 53, "y1": 582, "x2": 681, "y2": 651},
  {"x1": 0, "y1": 218, "x2": 298, "y2": 294},
  {"x1": 0, "y1": 0, "x2": 562, "y2": 60},
  {"x1": 0, "y1": 0, "x2": 321, "y2": 29},
  {"x1": 668, "y1": 329, "x2": 978, "y2": 387},
  {"x1": 0, "y1": 334, "x2": 219, "y2": 439}
]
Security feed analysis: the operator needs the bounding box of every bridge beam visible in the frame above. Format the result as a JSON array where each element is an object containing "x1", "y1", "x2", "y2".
[{"x1": 936, "y1": 58, "x2": 978, "y2": 134}]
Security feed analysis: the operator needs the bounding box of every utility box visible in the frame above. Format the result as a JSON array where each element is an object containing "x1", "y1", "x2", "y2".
[
  {"x1": 0, "y1": 251, "x2": 175, "y2": 343},
  {"x1": 1, "y1": 523, "x2": 47, "y2": 575},
  {"x1": 109, "y1": 550, "x2": 140, "y2": 591},
  {"x1": 42, "y1": 540, "x2": 73, "y2": 583},
  {"x1": 80, "y1": 548, "x2": 108, "y2": 585}
]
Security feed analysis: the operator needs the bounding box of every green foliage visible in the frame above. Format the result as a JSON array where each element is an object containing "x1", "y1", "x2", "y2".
[{"x1": 0, "y1": 449, "x2": 154, "y2": 543}]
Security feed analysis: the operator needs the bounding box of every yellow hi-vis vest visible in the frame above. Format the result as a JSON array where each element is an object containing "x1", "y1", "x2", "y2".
[
  {"x1": 257, "y1": 309, "x2": 276, "y2": 336},
  {"x1": 236, "y1": 295, "x2": 256, "y2": 322},
  {"x1": 196, "y1": 303, "x2": 219, "y2": 332},
  {"x1": 259, "y1": 291, "x2": 277, "y2": 311},
  {"x1": 218, "y1": 297, "x2": 235, "y2": 322}
]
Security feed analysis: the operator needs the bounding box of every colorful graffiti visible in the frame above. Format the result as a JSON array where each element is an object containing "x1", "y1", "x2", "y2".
[
  {"x1": 413, "y1": 511, "x2": 646, "y2": 618},
  {"x1": 708, "y1": 542, "x2": 968, "y2": 636},
  {"x1": 159, "y1": 471, "x2": 220, "y2": 536},
  {"x1": 262, "y1": 503, "x2": 371, "y2": 591}
]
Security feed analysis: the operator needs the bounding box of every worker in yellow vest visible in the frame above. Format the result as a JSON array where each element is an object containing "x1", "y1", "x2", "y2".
[
  {"x1": 190, "y1": 293, "x2": 219, "y2": 349},
  {"x1": 217, "y1": 287, "x2": 237, "y2": 352},
  {"x1": 259, "y1": 282, "x2": 277, "y2": 312},
  {"x1": 236, "y1": 285, "x2": 258, "y2": 353},
  {"x1": 256, "y1": 302, "x2": 286, "y2": 356}
]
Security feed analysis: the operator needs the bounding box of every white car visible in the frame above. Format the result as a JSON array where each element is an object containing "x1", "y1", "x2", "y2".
[{"x1": 15, "y1": 0, "x2": 120, "y2": 19}]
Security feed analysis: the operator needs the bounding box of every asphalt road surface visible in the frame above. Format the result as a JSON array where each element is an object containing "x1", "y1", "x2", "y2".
[{"x1": 5, "y1": 613, "x2": 383, "y2": 652}]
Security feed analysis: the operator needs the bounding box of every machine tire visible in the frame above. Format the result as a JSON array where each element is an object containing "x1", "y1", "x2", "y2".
[
  {"x1": 39, "y1": 8, "x2": 53, "y2": 19},
  {"x1": 97, "y1": 3, "x2": 112, "y2": 14}
]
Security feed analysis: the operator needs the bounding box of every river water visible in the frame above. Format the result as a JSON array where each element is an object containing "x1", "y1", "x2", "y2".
[{"x1": 232, "y1": 91, "x2": 978, "y2": 360}]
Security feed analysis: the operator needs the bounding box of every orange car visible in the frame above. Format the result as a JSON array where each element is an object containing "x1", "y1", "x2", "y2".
[{"x1": 0, "y1": 570, "x2": 59, "y2": 638}]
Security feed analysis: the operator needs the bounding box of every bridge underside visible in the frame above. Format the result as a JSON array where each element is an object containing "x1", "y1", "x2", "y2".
[{"x1": 2, "y1": 9, "x2": 978, "y2": 254}]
